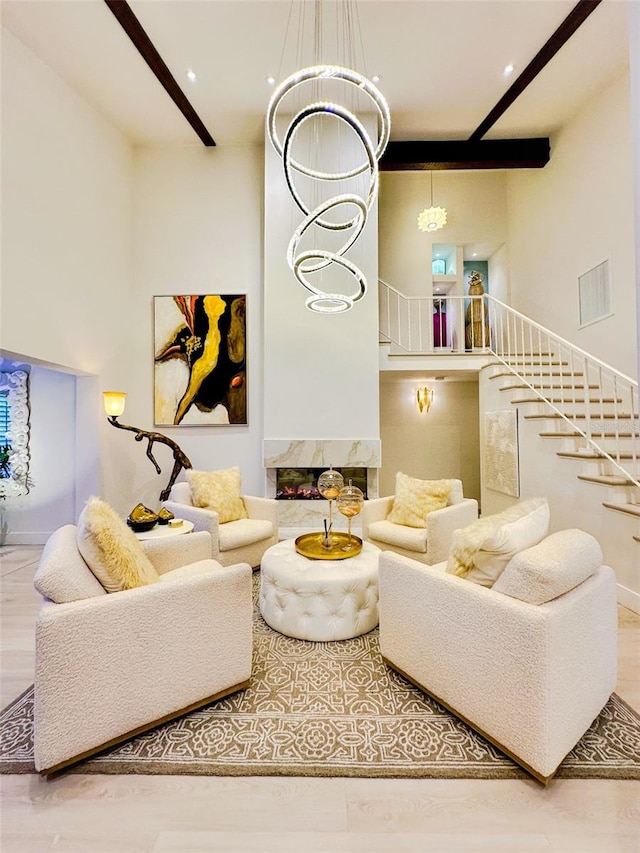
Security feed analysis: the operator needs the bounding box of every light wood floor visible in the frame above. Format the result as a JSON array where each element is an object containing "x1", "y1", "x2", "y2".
[{"x1": 1, "y1": 545, "x2": 639, "y2": 853}]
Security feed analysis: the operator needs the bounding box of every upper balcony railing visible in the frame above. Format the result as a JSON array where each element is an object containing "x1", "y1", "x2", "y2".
[{"x1": 379, "y1": 279, "x2": 639, "y2": 487}]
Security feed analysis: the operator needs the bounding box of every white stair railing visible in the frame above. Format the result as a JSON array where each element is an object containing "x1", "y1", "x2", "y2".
[
  {"x1": 378, "y1": 278, "x2": 491, "y2": 353},
  {"x1": 378, "y1": 280, "x2": 639, "y2": 487}
]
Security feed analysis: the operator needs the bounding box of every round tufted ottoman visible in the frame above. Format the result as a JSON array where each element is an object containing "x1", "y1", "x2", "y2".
[{"x1": 259, "y1": 538, "x2": 381, "y2": 641}]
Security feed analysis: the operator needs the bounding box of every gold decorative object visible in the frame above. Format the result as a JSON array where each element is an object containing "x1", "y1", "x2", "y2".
[
  {"x1": 337, "y1": 480, "x2": 364, "y2": 551},
  {"x1": 157, "y1": 507, "x2": 175, "y2": 525},
  {"x1": 465, "y1": 270, "x2": 491, "y2": 349},
  {"x1": 168, "y1": 518, "x2": 184, "y2": 528},
  {"x1": 417, "y1": 386, "x2": 434, "y2": 413},
  {"x1": 126, "y1": 503, "x2": 159, "y2": 533},
  {"x1": 295, "y1": 531, "x2": 362, "y2": 560}
]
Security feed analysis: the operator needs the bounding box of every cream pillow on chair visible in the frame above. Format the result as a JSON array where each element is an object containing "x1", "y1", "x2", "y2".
[
  {"x1": 77, "y1": 497, "x2": 159, "y2": 593},
  {"x1": 446, "y1": 497, "x2": 549, "y2": 587},
  {"x1": 187, "y1": 466, "x2": 249, "y2": 524},
  {"x1": 387, "y1": 472, "x2": 451, "y2": 528}
]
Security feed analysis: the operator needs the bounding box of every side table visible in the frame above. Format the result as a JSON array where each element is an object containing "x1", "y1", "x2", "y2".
[{"x1": 133, "y1": 520, "x2": 194, "y2": 541}]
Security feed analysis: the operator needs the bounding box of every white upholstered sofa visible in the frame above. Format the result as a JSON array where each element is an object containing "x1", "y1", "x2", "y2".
[
  {"x1": 163, "y1": 482, "x2": 278, "y2": 568},
  {"x1": 361, "y1": 478, "x2": 478, "y2": 565},
  {"x1": 378, "y1": 529, "x2": 618, "y2": 783},
  {"x1": 33, "y1": 524, "x2": 253, "y2": 776}
]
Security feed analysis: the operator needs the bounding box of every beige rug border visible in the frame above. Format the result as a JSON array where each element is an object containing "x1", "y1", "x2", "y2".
[{"x1": 1, "y1": 686, "x2": 639, "y2": 780}]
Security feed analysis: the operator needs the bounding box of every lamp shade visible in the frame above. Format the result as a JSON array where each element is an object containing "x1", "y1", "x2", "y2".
[
  {"x1": 417, "y1": 206, "x2": 447, "y2": 232},
  {"x1": 103, "y1": 391, "x2": 126, "y2": 417}
]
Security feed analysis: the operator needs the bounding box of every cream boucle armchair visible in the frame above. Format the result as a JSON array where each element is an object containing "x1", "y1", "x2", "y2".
[
  {"x1": 378, "y1": 530, "x2": 618, "y2": 783},
  {"x1": 163, "y1": 482, "x2": 278, "y2": 568},
  {"x1": 33, "y1": 525, "x2": 253, "y2": 776},
  {"x1": 361, "y1": 479, "x2": 478, "y2": 565}
]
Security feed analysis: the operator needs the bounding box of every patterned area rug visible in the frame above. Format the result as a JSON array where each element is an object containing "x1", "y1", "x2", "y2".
[{"x1": 2, "y1": 577, "x2": 639, "y2": 779}]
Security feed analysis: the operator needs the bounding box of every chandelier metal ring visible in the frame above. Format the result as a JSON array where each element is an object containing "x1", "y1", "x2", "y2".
[
  {"x1": 282, "y1": 104, "x2": 378, "y2": 231},
  {"x1": 287, "y1": 194, "x2": 367, "y2": 275},
  {"x1": 292, "y1": 248, "x2": 367, "y2": 312},
  {"x1": 267, "y1": 65, "x2": 391, "y2": 181}
]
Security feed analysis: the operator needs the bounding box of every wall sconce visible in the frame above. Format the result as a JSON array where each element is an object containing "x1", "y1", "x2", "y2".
[
  {"x1": 416, "y1": 386, "x2": 433, "y2": 413},
  {"x1": 103, "y1": 391, "x2": 192, "y2": 502}
]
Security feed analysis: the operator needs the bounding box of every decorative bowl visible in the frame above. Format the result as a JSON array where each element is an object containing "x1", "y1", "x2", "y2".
[
  {"x1": 126, "y1": 503, "x2": 159, "y2": 533},
  {"x1": 157, "y1": 507, "x2": 175, "y2": 525}
]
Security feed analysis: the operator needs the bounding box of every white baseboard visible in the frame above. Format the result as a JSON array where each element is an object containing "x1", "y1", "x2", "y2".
[{"x1": 617, "y1": 583, "x2": 640, "y2": 615}]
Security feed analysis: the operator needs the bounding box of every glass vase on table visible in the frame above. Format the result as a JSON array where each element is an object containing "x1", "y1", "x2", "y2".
[
  {"x1": 317, "y1": 467, "x2": 344, "y2": 549},
  {"x1": 337, "y1": 480, "x2": 364, "y2": 551}
]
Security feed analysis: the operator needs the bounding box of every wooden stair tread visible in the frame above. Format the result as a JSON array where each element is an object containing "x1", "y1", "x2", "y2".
[
  {"x1": 500, "y1": 384, "x2": 598, "y2": 391},
  {"x1": 578, "y1": 474, "x2": 635, "y2": 486},
  {"x1": 603, "y1": 502, "x2": 640, "y2": 519},
  {"x1": 525, "y1": 413, "x2": 638, "y2": 420},
  {"x1": 491, "y1": 371, "x2": 584, "y2": 379},
  {"x1": 511, "y1": 398, "x2": 622, "y2": 405},
  {"x1": 557, "y1": 450, "x2": 637, "y2": 460},
  {"x1": 539, "y1": 431, "x2": 637, "y2": 438}
]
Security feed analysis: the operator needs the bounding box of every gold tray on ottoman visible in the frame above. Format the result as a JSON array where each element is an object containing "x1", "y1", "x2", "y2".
[{"x1": 294, "y1": 531, "x2": 363, "y2": 560}]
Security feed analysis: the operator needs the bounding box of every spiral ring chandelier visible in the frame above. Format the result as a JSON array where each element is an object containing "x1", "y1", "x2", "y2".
[{"x1": 267, "y1": 64, "x2": 391, "y2": 313}]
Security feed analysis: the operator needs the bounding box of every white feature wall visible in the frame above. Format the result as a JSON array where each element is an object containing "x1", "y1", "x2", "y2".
[
  {"x1": 130, "y1": 144, "x2": 266, "y2": 505},
  {"x1": 1, "y1": 28, "x2": 133, "y2": 532},
  {"x1": 263, "y1": 126, "x2": 381, "y2": 447},
  {"x1": 506, "y1": 72, "x2": 636, "y2": 379}
]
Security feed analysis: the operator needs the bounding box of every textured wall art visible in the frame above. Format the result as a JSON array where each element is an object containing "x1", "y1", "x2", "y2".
[
  {"x1": 154, "y1": 295, "x2": 246, "y2": 426},
  {"x1": 483, "y1": 409, "x2": 520, "y2": 497}
]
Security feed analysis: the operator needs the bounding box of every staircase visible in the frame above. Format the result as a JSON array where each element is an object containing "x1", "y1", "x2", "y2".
[{"x1": 379, "y1": 282, "x2": 640, "y2": 545}]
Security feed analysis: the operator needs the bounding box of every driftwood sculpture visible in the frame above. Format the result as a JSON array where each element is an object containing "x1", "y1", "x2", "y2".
[
  {"x1": 465, "y1": 270, "x2": 491, "y2": 349},
  {"x1": 106, "y1": 416, "x2": 192, "y2": 502}
]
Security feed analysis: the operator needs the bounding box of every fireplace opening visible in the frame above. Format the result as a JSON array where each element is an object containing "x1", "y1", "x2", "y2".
[{"x1": 276, "y1": 467, "x2": 367, "y2": 500}]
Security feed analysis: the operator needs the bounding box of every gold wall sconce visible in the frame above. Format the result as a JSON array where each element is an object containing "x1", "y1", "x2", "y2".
[
  {"x1": 416, "y1": 386, "x2": 434, "y2": 413},
  {"x1": 103, "y1": 391, "x2": 192, "y2": 501}
]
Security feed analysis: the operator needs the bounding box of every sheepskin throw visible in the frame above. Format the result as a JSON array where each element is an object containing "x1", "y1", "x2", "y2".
[
  {"x1": 187, "y1": 466, "x2": 248, "y2": 524},
  {"x1": 446, "y1": 497, "x2": 549, "y2": 587},
  {"x1": 387, "y1": 473, "x2": 451, "y2": 529},
  {"x1": 76, "y1": 498, "x2": 159, "y2": 593}
]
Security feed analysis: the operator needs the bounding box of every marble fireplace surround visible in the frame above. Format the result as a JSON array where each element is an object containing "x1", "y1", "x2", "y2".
[{"x1": 263, "y1": 440, "x2": 381, "y2": 533}]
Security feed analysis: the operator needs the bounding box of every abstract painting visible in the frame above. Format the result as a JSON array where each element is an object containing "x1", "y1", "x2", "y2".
[
  {"x1": 154, "y1": 295, "x2": 246, "y2": 426},
  {"x1": 483, "y1": 409, "x2": 520, "y2": 497}
]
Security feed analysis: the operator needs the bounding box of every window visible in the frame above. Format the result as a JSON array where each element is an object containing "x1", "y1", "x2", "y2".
[{"x1": 578, "y1": 260, "x2": 612, "y2": 327}]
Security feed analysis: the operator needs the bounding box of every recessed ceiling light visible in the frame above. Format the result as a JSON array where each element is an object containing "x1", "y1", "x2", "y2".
[
  {"x1": 371, "y1": 74, "x2": 381, "y2": 83},
  {"x1": 186, "y1": 69, "x2": 197, "y2": 83},
  {"x1": 472, "y1": 252, "x2": 477, "y2": 257},
  {"x1": 266, "y1": 75, "x2": 276, "y2": 85},
  {"x1": 503, "y1": 64, "x2": 515, "y2": 77}
]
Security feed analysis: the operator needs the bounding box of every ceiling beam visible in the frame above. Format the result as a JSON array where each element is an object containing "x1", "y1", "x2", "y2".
[
  {"x1": 469, "y1": 0, "x2": 602, "y2": 141},
  {"x1": 103, "y1": 0, "x2": 216, "y2": 147},
  {"x1": 380, "y1": 138, "x2": 550, "y2": 171}
]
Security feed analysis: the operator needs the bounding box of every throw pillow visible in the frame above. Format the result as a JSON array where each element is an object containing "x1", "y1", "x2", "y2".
[
  {"x1": 76, "y1": 497, "x2": 159, "y2": 593},
  {"x1": 493, "y1": 528, "x2": 602, "y2": 604},
  {"x1": 187, "y1": 466, "x2": 249, "y2": 524},
  {"x1": 387, "y1": 472, "x2": 451, "y2": 528},
  {"x1": 446, "y1": 497, "x2": 549, "y2": 587}
]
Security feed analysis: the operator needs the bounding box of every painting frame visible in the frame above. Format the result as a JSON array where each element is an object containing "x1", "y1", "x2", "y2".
[
  {"x1": 483, "y1": 409, "x2": 520, "y2": 498},
  {"x1": 153, "y1": 294, "x2": 247, "y2": 427}
]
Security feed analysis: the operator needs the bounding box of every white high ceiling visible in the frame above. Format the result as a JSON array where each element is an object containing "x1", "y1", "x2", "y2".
[{"x1": 1, "y1": 0, "x2": 631, "y2": 147}]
